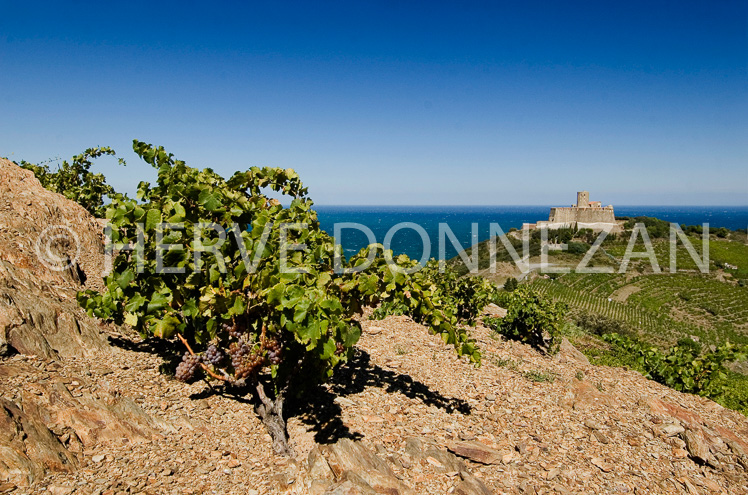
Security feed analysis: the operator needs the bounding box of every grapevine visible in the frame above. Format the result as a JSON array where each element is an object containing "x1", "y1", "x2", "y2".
[{"x1": 78, "y1": 140, "x2": 480, "y2": 455}]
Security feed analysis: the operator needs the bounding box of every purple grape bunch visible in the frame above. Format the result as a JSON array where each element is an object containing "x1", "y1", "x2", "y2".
[
  {"x1": 175, "y1": 352, "x2": 202, "y2": 382},
  {"x1": 204, "y1": 344, "x2": 226, "y2": 367},
  {"x1": 228, "y1": 341, "x2": 263, "y2": 379},
  {"x1": 222, "y1": 321, "x2": 244, "y2": 340},
  {"x1": 265, "y1": 338, "x2": 282, "y2": 366}
]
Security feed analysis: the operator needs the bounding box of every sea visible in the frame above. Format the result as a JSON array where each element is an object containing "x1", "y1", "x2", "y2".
[{"x1": 314, "y1": 205, "x2": 748, "y2": 261}]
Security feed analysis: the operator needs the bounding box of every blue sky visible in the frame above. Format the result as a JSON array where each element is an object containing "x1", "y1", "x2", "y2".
[{"x1": 1, "y1": 1, "x2": 746, "y2": 205}]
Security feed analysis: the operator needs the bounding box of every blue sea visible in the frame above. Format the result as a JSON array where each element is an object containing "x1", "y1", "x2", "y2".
[{"x1": 315, "y1": 205, "x2": 748, "y2": 261}]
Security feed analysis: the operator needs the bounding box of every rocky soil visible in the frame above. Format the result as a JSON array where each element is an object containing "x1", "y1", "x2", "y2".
[{"x1": 2, "y1": 158, "x2": 748, "y2": 494}]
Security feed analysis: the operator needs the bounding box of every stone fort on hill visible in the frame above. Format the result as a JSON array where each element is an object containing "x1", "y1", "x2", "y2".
[{"x1": 533, "y1": 191, "x2": 620, "y2": 232}]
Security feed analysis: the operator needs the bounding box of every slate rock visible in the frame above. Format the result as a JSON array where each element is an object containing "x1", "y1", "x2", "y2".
[
  {"x1": 321, "y1": 439, "x2": 414, "y2": 495},
  {"x1": 0, "y1": 397, "x2": 77, "y2": 487},
  {"x1": 447, "y1": 441, "x2": 506, "y2": 465}
]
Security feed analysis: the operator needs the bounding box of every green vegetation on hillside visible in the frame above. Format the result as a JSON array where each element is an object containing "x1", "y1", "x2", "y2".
[
  {"x1": 710, "y1": 238, "x2": 748, "y2": 279},
  {"x1": 19, "y1": 147, "x2": 126, "y2": 216},
  {"x1": 25, "y1": 142, "x2": 582, "y2": 454},
  {"x1": 23, "y1": 147, "x2": 748, "y2": 425},
  {"x1": 595, "y1": 333, "x2": 748, "y2": 412},
  {"x1": 533, "y1": 272, "x2": 748, "y2": 347}
]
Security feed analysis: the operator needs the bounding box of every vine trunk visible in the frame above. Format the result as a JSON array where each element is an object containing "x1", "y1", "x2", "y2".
[{"x1": 253, "y1": 381, "x2": 292, "y2": 456}]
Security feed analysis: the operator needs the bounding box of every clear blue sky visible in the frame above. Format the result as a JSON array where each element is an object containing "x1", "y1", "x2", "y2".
[{"x1": 1, "y1": 1, "x2": 746, "y2": 205}]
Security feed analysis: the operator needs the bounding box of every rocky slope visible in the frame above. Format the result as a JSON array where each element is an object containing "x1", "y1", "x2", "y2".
[
  {"x1": 2, "y1": 158, "x2": 748, "y2": 494},
  {"x1": 0, "y1": 159, "x2": 168, "y2": 489},
  {"x1": 0, "y1": 159, "x2": 109, "y2": 361}
]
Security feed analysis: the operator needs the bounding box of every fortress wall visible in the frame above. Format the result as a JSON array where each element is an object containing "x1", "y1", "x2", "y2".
[
  {"x1": 575, "y1": 207, "x2": 615, "y2": 224},
  {"x1": 549, "y1": 207, "x2": 578, "y2": 223},
  {"x1": 548, "y1": 207, "x2": 616, "y2": 225}
]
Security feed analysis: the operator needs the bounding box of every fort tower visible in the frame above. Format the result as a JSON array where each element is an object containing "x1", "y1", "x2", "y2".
[{"x1": 577, "y1": 191, "x2": 590, "y2": 208}]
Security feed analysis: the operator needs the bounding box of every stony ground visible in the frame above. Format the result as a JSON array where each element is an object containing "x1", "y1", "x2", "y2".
[{"x1": 3, "y1": 310, "x2": 748, "y2": 494}]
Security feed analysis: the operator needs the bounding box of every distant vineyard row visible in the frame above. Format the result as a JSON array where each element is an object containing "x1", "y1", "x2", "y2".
[{"x1": 530, "y1": 272, "x2": 748, "y2": 347}]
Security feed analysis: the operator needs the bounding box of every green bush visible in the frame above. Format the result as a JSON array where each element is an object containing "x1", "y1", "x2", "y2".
[
  {"x1": 567, "y1": 241, "x2": 590, "y2": 254},
  {"x1": 485, "y1": 287, "x2": 566, "y2": 354},
  {"x1": 602, "y1": 333, "x2": 747, "y2": 400},
  {"x1": 503, "y1": 277, "x2": 518, "y2": 292},
  {"x1": 623, "y1": 216, "x2": 670, "y2": 238},
  {"x1": 571, "y1": 309, "x2": 634, "y2": 338},
  {"x1": 682, "y1": 224, "x2": 704, "y2": 235},
  {"x1": 523, "y1": 369, "x2": 557, "y2": 383},
  {"x1": 372, "y1": 263, "x2": 498, "y2": 325},
  {"x1": 675, "y1": 337, "x2": 702, "y2": 354},
  {"x1": 531, "y1": 227, "x2": 574, "y2": 244},
  {"x1": 371, "y1": 299, "x2": 410, "y2": 319},
  {"x1": 438, "y1": 271, "x2": 498, "y2": 324},
  {"x1": 576, "y1": 228, "x2": 598, "y2": 244},
  {"x1": 20, "y1": 147, "x2": 126, "y2": 217},
  {"x1": 717, "y1": 372, "x2": 748, "y2": 416}
]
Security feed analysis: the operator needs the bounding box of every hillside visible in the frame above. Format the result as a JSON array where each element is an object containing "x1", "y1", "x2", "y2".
[
  {"x1": 446, "y1": 223, "x2": 748, "y2": 415},
  {"x1": 3, "y1": 157, "x2": 748, "y2": 494},
  {"x1": 448, "y1": 224, "x2": 748, "y2": 348}
]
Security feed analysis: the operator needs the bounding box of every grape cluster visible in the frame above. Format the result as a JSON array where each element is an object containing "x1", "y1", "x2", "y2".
[
  {"x1": 228, "y1": 341, "x2": 264, "y2": 379},
  {"x1": 265, "y1": 338, "x2": 283, "y2": 365},
  {"x1": 221, "y1": 321, "x2": 244, "y2": 340},
  {"x1": 204, "y1": 344, "x2": 226, "y2": 366},
  {"x1": 335, "y1": 341, "x2": 346, "y2": 356},
  {"x1": 229, "y1": 341, "x2": 250, "y2": 365},
  {"x1": 175, "y1": 352, "x2": 202, "y2": 382}
]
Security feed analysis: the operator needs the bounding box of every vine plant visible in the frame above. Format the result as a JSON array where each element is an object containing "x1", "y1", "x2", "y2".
[
  {"x1": 485, "y1": 286, "x2": 566, "y2": 355},
  {"x1": 20, "y1": 147, "x2": 126, "y2": 217},
  {"x1": 602, "y1": 333, "x2": 747, "y2": 399},
  {"x1": 78, "y1": 140, "x2": 480, "y2": 455},
  {"x1": 371, "y1": 261, "x2": 498, "y2": 325}
]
